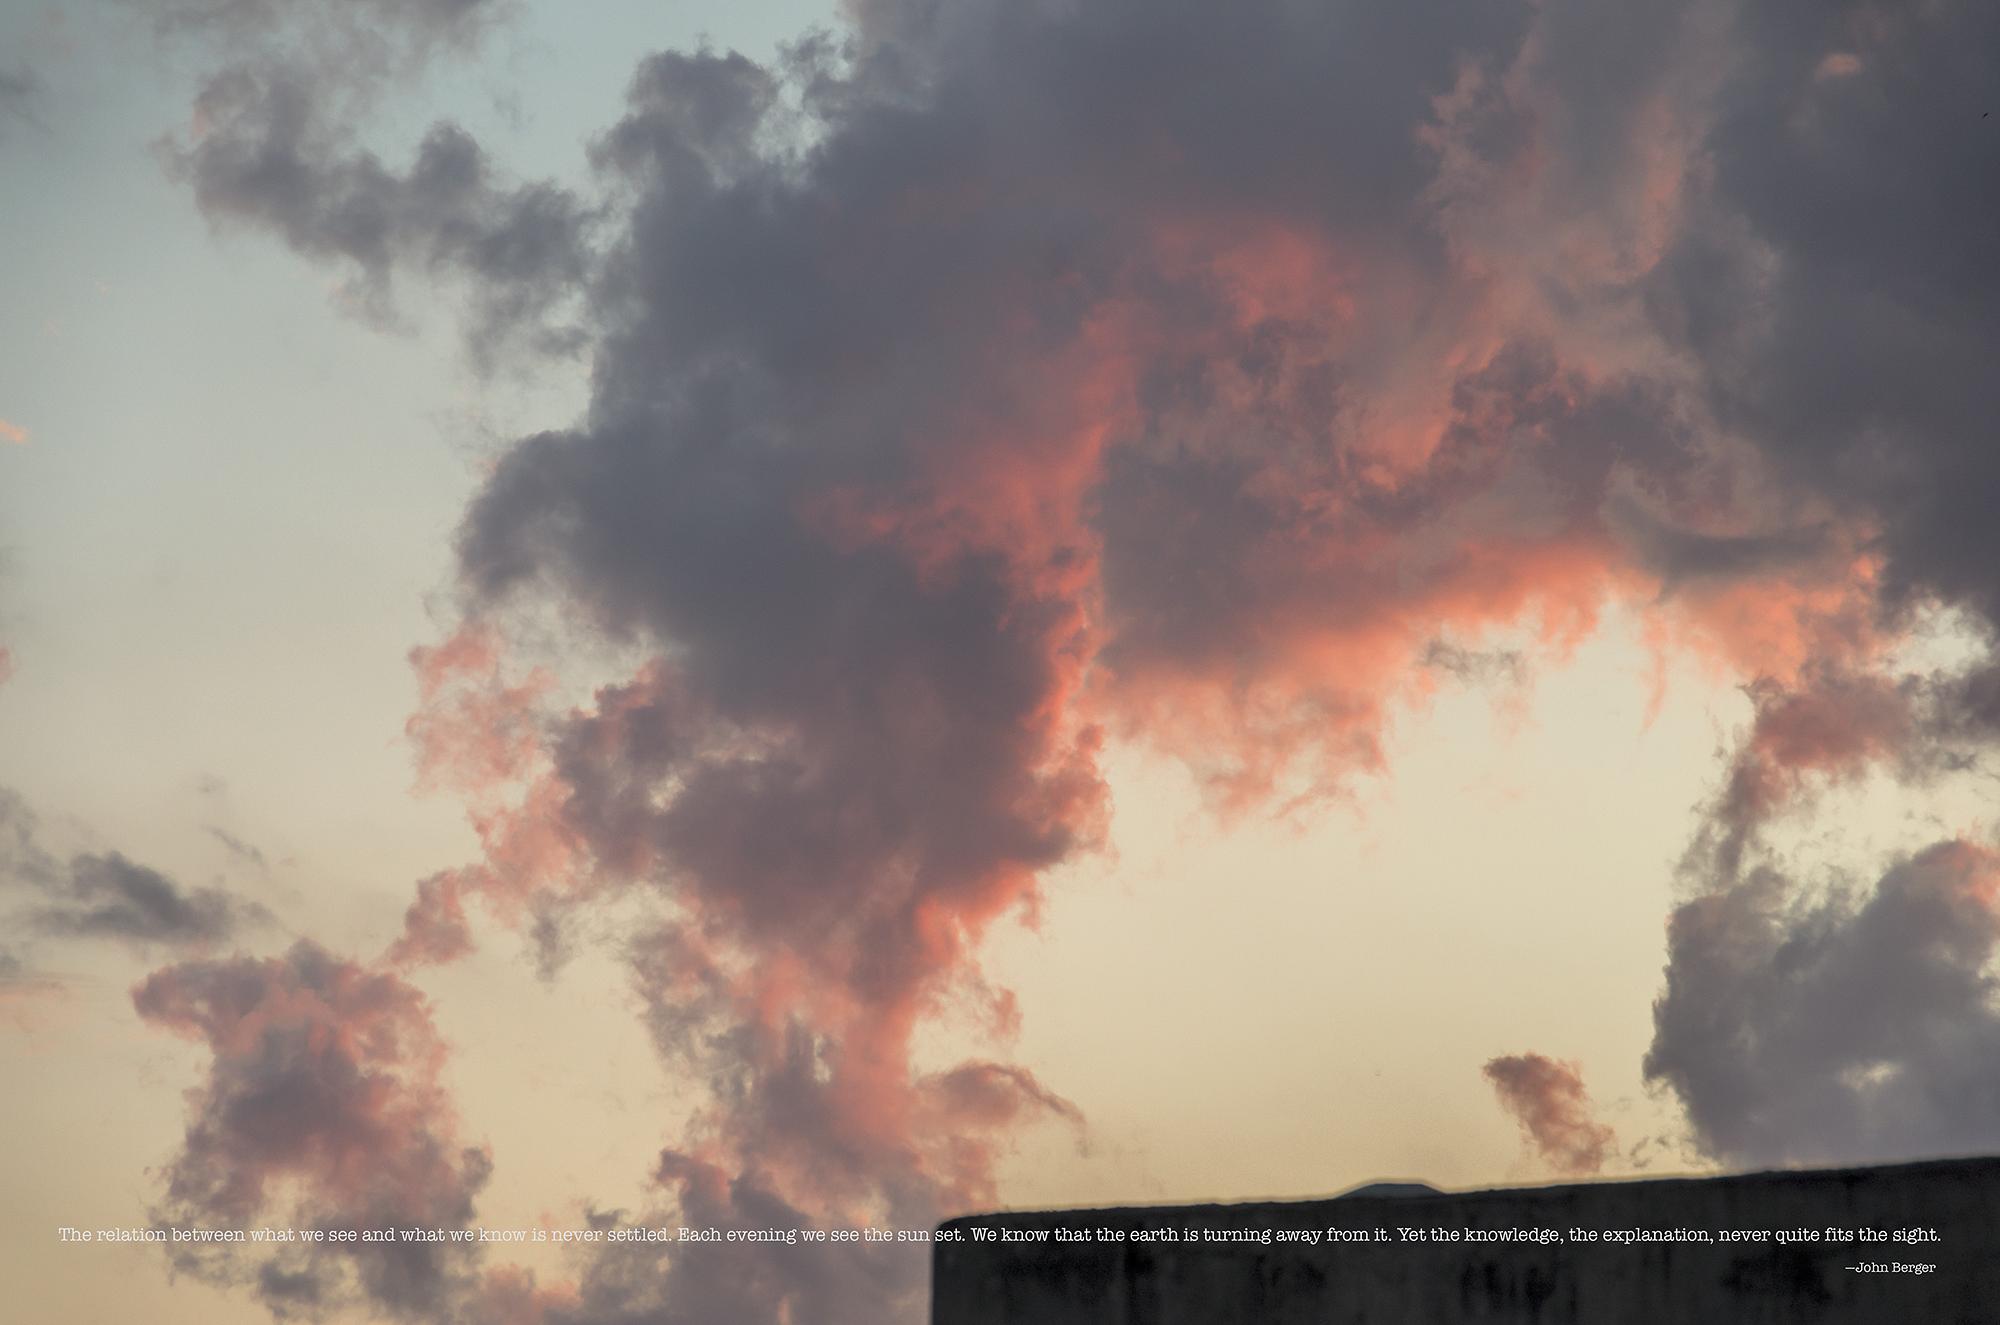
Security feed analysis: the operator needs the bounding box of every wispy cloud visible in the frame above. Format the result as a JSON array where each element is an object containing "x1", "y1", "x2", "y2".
[
  {"x1": 1484, "y1": 1053, "x2": 1616, "y2": 1176},
  {"x1": 0, "y1": 789, "x2": 269, "y2": 967},
  {"x1": 0, "y1": 65, "x2": 42, "y2": 139}
]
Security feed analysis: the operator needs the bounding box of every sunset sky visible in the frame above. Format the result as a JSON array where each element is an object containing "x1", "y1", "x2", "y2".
[{"x1": 5, "y1": 2, "x2": 2000, "y2": 1322}]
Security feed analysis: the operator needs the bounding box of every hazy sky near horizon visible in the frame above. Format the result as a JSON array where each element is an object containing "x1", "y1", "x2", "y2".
[{"x1": 5, "y1": 2, "x2": 2000, "y2": 1322}]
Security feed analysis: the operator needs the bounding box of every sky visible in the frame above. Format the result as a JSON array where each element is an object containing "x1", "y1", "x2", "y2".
[{"x1": 3, "y1": 1, "x2": 1999, "y2": 1321}]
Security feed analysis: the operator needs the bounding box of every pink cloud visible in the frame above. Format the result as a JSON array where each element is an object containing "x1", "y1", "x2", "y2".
[{"x1": 1484, "y1": 1053, "x2": 1616, "y2": 1176}]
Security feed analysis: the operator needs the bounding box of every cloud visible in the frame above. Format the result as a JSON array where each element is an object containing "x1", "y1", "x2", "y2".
[
  {"x1": 0, "y1": 948, "x2": 65, "y2": 1032},
  {"x1": 1483, "y1": 1053, "x2": 1616, "y2": 1176},
  {"x1": 1631, "y1": 8, "x2": 2000, "y2": 1164},
  {"x1": 206, "y1": 825, "x2": 270, "y2": 873},
  {"x1": 425, "y1": 8, "x2": 1709, "y2": 1313},
  {"x1": 1646, "y1": 656, "x2": 2000, "y2": 1168},
  {"x1": 418, "y1": 2, "x2": 2000, "y2": 1315},
  {"x1": 133, "y1": 941, "x2": 503, "y2": 1319},
  {"x1": 403, "y1": 623, "x2": 552, "y2": 797},
  {"x1": 549, "y1": 1148, "x2": 924, "y2": 1325},
  {"x1": 1648, "y1": 841, "x2": 2000, "y2": 1167},
  {"x1": 0, "y1": 789, "x2": 268, "y2": 961},
  {"x1": 1650, "y1": 1, "x2": 2000, "y2": 626},
  {"x1": 0, "y1": 66, "x2": 41, "y2": 139},
  {"x1": 129, "y1": 0, "x2": 2000, "y2": 1319},
  {"x1": 1420, "y1": 640, "x2": 1527, "y2": 690},
  {"x1": 146, "y1": 0, "x2": 592, "y2": 365},
  {"x1": 1682, "y1": 667, "x2": 1917, "y2": 885},
  {"x1": 0, "y1": 418, "x2": 27, "y2": 444},
  {"x1": 386, "y1": 869, "x2": 474, "y2": 968},
  {"x1": 512, "y1": 922, "x2": 1085, "y2": 1325},
  {"x1": 34, "y1": 851, "x2": 259, "y2": 944}
]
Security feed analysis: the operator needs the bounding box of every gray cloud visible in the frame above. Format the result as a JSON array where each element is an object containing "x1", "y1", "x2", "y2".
[
  {"x1": 132, "y1": 0, "x2": 2000, "y2": 1319},
  {"x1": 148, "y1": 0, "x2": 497, "y2": 48},
  {"x1": 147, "y1": 0, "x2": 592, "y2": 365},
  {"x1": 1420, "y1": 640, "x2": 1528, "y2": 689},
  {"x1": 436, "y1": 11, "x2": 1702, "y2": 1317},
  {"x1": 134, "y1": 941, "x2": 495, "y2": 1319},
  {"x1": 207, "y1": 824, "x2": 270, "y2": 872},
  {"x1": 0, "y1": 789, "x2": 266, "y2": 956},
  {"x1": 436, "y1": 4, "x2": 2000, "y2": 1314},
  {"x1": 1605, "y1": 494, "x2": 1832, "y2": 589},
  {"x1": 547, "y1": 1148, "x2": 926, "y2": 1325},
  {"x1": 0, "y1": 65, "x2": 41, "y2": 139},
  {"x1": 1637, "y1": 2, "x2": 2000, "y2": 1150},
  {"x1": 1647, "y1": 653, "x2": 2000, "y2": 1168},
  {"x1": 1649, "y1": 1, "x2": 2000, "y2": 625},
  {"x1": 1648, "y1": 841, "x2": 2000, "y2": 1167},
  {"x1": 34, "y1": 851, "x2": 255, "y2": 944}
]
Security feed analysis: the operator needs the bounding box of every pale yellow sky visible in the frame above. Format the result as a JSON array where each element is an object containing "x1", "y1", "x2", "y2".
[{"x1": 0, "y1": 600, "x2": 1734, "y2": 1323}]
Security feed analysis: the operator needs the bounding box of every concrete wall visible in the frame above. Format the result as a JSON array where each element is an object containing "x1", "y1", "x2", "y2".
[{"x1": 933, "y1": 1156, "x2": 2000, "y2": 1323}]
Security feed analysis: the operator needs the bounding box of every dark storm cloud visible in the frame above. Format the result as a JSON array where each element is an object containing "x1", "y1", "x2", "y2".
[
  {"x1": 1605, "y1": 495, "x2": 1831, "y2": 588},
  {"x1": 1650, "y1": 0, "x2": 2000, "y2": 625},
  {"x1": 1633, "y1": 0, "x2": 2000, "y2": 1164}
]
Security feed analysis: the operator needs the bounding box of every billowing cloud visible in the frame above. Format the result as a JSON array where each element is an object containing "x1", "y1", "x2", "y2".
[
  {"x1": 1483, "y1": 1053, "x2": 1616, "y2": 1176},
  {"x1": 420, "y1": 9, "x2": 1701, "y2": 1314},
  {"x1": 387, "y1": 869, "x2": 475, "y2": 968},
  {"x1": 1682, "y1": 667, "x2": 1917, "y2": 885},
  {"x1": 404, "y1": 623, "x2": 552, "y2": 798},
  {"x1": 0, "y1": 418, "x2": 27, "y2": 444},
  {"x1": 1647, "y1": 655, "x2": 2000, "y2": 1168},
  {"x1": 1648, "y1": 841, "x2": 2000, "y2": 1168},
  {"x1": 126, "y1": 0, "x2": 2000, "y2": 1320},
  {"x1": 133, "y1": 942, "x2": 504, "y2": 1319},
  {"x1": 419, "y1": 0, "x2": 2000, "y2": 1314},
  {"x1": 1650, "y1": 1, "x2": 2000, "y2": 626}
]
